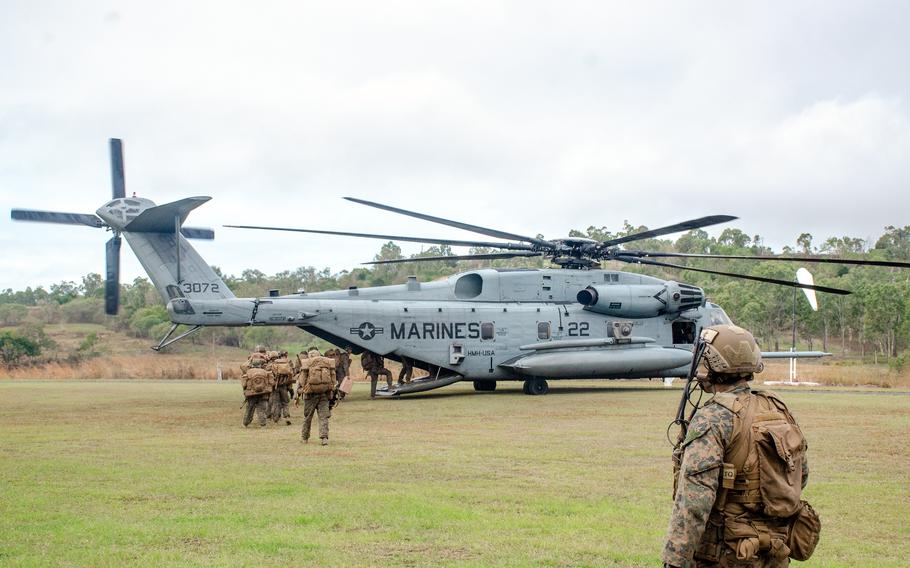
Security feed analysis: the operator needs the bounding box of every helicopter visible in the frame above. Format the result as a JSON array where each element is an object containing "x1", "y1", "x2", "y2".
[{"x1": 12, "y1": 139, "x2": 910, "y2": 396}]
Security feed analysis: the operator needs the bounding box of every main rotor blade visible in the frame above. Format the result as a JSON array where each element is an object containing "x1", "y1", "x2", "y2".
[
  {"x1": 223, "y1": 224, "x2": 535, "y2": 251},
  {"x1": 345, "y1": 197, "x2": 554, "y2": 248},
  {"x1": 615, "y1": 256, "x2": 851, "y2": 295},
  {"x1": 11, "y1": 209, "x2": 103, "y2": 228},
  {"x1": 105, "y1": 236, "x2": 121, "y2": 315},
  {"x1": 110, "y1": 138, "x2": 125, "y2": 199},
  {"x1": 365, "y1": 251, "x2": 544, "y2": 265},
  {"x1": 601, "y1": 215, "x2": 737, "y2": 247},
  {"x1": 617, "y1": 250, "x2": 910, "y2": 269}
]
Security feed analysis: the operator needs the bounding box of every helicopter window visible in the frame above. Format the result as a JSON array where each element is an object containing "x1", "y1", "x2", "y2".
[
  {"x1": 454, "y1": 274, "x2": 483, "y2": 299},
  {"x1": 481, "y1": 322, "x2": 494, "y2": 340},
  {"x1": 165, "y1": 284, "x2": 185, "y2": 299},
  {"x1": 537, "y1": 322, "x2": 551, "y2": 340},
  {"x1": 672, "y1": 321, "x2": 696, "y2": 345},
  {"x1": 707, "y1": 309, "x2": 732, "y2": 325},
  {"x1": 604, "y1": 273, "x2": 619, "y2": 283}
]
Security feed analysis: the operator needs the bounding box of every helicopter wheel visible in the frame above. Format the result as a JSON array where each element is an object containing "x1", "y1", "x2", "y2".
[
  {"x1": 473, "y1": 380, "x2": 497, "y2": 392},
  {"x1": 524, "y1": 378, "x2": 549, "y2": 395}
]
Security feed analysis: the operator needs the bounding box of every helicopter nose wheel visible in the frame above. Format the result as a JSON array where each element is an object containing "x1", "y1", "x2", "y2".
[
  {"x1": 473, "y1": 380, "x2": 497, "y2": 392},
  {"x1": 523, "y1": 378, "x2": 549, "y2": 395}
]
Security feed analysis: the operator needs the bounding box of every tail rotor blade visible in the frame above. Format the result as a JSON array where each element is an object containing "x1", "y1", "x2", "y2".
[
  {"x1": 11, "y1": 209, "x2": 103, "y2": 228},
  {"x1": 105, "y1": 236, "x2": 121, "y2": 315},
  {"x1": 110, "y1": 138, "x2": 125, "y2": 199}
]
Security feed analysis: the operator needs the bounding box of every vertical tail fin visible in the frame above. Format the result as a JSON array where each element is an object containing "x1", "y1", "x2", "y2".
[{"x1": 120, "y1": 197, "x2": 234, "y2": 302}]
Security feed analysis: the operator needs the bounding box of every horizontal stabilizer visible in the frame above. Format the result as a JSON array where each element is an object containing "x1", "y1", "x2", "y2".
[
  {"x1": 124, "y1": 197, "x2": 211, "y2": 233},
  {"x1": 180, "y1": 227, "x2": 215, "y2": 240}
]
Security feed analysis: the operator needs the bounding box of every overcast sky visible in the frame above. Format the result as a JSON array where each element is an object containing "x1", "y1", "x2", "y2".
[{"x1": 2, "y1": 1, "x2": 908, "y2": 292}]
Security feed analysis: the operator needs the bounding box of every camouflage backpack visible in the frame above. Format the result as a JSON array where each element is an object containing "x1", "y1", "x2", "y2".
[
  {"x1": 712, "y1": 390, "x2": 820, "y2": 561},
  {"x1": 243, "y1": 367, "x2": 274, "y2": 397},
  {"x1": 303, "y1": 356, "x2": 336, "y2": 394}
]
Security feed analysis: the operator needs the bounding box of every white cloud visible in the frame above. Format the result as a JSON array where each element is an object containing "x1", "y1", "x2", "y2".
[{"x1": 2, "y1": 1, "x2": 910, "y2": 291}]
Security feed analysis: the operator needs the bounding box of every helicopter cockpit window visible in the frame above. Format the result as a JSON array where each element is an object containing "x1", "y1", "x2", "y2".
[
  {"x1": 481, "y1": 322, "x2": 494, "y2": 340},
  {"x1": 706, "y1": 307, "x2": 732, "y2": 326},
  {"x1": 537, "y1": 322, "x2": 551, "y2": 340},
  {"x1": 454, "y1": 273, "x2": 483, "y2": 299}
]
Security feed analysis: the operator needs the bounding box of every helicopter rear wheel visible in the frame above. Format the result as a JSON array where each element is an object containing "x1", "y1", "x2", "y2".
[
  {"x1": 473, "y1": 380, "x2": 497, "y2": 392},
  {"x1": 524, "y1": 378, "x2": 549, "y2": 395}
]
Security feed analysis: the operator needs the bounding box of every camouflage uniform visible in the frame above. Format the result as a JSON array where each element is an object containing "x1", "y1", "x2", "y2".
[
  {"x1": 398, "y1": 356, "x2": 413, "y2": 385},
  {"x1": 268, "y1": 352, "x2": 294, "y2": 425},
  {"x1": 298, "y1": 347, "x2": 333, "y2": 445},
  {"x1": 363, "y1": 351, "x2": 393, "y2": 397},
  {"x1": 242, "y1": 393, "x2": 269, "y2": 427},
  {"x1": 664, "y1": 383, "x2": 810, "y2": 567},
  {"x1": 242, "y1": 348, "x2": 271, "y2": 427},
  {"x1": 663, "y1": 325, "x2": 813, "y2": 568},
  {"x1": 301, "y1": 392, "x2": 332, "y2": 444}
]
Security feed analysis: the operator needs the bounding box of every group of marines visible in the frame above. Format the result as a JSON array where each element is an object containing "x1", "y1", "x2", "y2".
[
  {"x1": 239, "y1": 344, "x2": 418, "y2": 443},
  {"x1": 239, "y1": 344, "x2": 354, "y2": 445}
]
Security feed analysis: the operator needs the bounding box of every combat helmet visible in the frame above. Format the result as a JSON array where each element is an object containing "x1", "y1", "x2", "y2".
[
  {"x1": 256, "y1": 345, "x2": 266, "y2": 353},
  {"x1": 699, "y1": 324, "x2": 763, "y2": 382}
]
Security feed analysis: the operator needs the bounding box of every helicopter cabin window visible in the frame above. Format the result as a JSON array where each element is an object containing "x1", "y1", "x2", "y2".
[
  {"x1": 481, "y1": 322, "x2": 495, "y2": 340},
  {"x1": 454, "y1": 273, "x2": 483, "y2": 299},
  {"x1": 604, "y1": 273, "x2": 619, "y2": 283},
  {"x1": 672, "y1": 321, "x2": 696, "y2": 345},
  {"x1": 537, "y1": 322, "x2": 551, "y2": 340}
]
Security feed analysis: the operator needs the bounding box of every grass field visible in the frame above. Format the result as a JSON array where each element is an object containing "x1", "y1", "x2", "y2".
[{"x1": 1, "y1": 380, "x2": 908, "y2": 567}]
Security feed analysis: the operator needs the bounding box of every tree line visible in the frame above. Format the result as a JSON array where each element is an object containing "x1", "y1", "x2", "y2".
[{"x1": 2, "y1": 224, "x2": 908, "y2": 367}]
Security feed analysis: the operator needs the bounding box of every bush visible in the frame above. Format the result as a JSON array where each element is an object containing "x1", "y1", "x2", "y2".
[
  {"x1": 888, "y1": 354, "x2": 906, "y2": 373},
  {"x1": 61, "y1": 298, "x2": 106, "y2": 324},
  {"x1": 0, "y1": 303, "x2": 28, "y2": 325},
  {"x1": 128, "y1": 306, "x2": 170, "y2": 338},
  {"x1": 0, "y1": 331, "x2": 40, "y2": 367}
]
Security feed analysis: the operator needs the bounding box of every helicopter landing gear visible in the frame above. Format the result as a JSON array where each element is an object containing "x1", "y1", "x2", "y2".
[
  {"x1": 523, "y1": 378, "x2": 549, "y2": 395},
  {"x1": 473, "y1": 380, "x2": 497, "y2": 392}
]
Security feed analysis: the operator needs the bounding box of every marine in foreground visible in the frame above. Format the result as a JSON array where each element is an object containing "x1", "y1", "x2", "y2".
[{"x1": 663, "y1": 325, "x2": 821, "y2": 568}]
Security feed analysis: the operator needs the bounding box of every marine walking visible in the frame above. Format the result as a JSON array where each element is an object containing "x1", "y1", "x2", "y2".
[{"x1": 296, "y1": 346, "x2": 337, "y2": 445}]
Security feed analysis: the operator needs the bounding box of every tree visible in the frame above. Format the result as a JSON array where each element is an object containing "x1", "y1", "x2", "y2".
[
  {"x1": 796, "y1": 233, "x2": 813, "y2": 254},
  {"x1": 81, "y1": 273, "x2": 105, "y2": 299},
  {"x1": 49, "y1": 281, "x2": 80, "y2": 304}
]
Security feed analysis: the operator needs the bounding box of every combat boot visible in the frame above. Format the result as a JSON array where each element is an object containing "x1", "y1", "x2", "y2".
[{"x1": 321, "y1": 438, "x2": 328, "y2": 446}]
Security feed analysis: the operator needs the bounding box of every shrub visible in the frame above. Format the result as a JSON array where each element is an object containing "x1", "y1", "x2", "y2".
[
  {"x1": 0, "y1": 303, "x2": 28, "y2": 325},
  {"x1": 61, "y1": 298, "x2": 106, "y2": 324},
  {"x1": 0, "y1": 331, "x2": 40, "y2": 367}
]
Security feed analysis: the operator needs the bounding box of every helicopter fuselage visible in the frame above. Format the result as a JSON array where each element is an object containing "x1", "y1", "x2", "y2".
[{"x1": 167, "y1": 268, "x2": 729, "y2": 381}]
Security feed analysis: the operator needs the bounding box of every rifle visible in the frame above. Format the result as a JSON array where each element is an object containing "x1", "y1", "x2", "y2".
[{"x1": 670, "y1": 338, "x2": 708, "y2": 448}]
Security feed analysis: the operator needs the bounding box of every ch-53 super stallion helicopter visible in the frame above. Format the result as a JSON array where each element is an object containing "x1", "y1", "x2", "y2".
[{"x1": 12, "y1": 139, "x2": 910, "y2": 396}]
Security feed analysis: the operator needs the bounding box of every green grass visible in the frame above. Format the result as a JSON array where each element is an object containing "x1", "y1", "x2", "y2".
[{"x1": 1, "y1": 380, "x2": 908, "y2": 567}]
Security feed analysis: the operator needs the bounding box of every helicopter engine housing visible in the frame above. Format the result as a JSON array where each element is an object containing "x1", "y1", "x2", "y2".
[{"x1": 577, "y1": 281, "x2": 704, "y2": 318}]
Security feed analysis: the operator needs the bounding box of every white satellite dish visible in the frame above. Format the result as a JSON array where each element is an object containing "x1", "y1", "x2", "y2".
[{"x1": 796, "y1": 267, "x2": 818, "y2": 311}]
